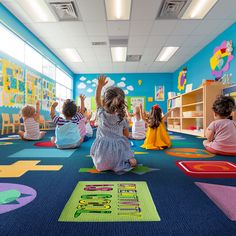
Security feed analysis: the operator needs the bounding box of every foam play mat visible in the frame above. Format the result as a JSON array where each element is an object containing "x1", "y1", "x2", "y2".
[
  {"x1": 8, "y1": 148, "x2": 75, "y2": 158},
  {"x1": 169, "y1": 135, "x2": 186, "y2": 140},
  {"x1": 166, "y1": 148, "x2": 215, "y2": 158},
  {"x1": 195, "y1": 182, "x2": 236, "y2": 221},
  {"x1": 59, "y1": 181, "x2": 160, "y2": 222},
  {"x1": 176, "y1": 161, "x2": 236, "y2": 178},
  {"x1": 34, "y1": 141, "x2": 55, "y2": 147},
  {"x1": 0, "y1": 183, "x2": 37, "y2": 214}
]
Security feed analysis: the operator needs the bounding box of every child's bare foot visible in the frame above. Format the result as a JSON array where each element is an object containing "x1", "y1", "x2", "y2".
[{"x1": 129, "y1": 158, "x2": 137, "y2": 167}]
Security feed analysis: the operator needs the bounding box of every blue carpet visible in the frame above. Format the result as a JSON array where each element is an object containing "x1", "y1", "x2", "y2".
[
  {"x1": 0, "y1": 131, "x2": 236, "y2": 235},
  {"x1": 8, "y1": 148, "x2": 75, "y2": 158}
]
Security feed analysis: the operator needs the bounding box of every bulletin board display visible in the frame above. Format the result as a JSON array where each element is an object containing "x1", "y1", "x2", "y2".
[
  {"x1": 25, "y1": 71, "x2": 42, "y2": 106},
  {"x1": 76, "y1": 97, "x2": 96, "y2": 112},
  {"x1": 41, "y1": 78, "x2": 56, "y2": 111},
  {"x1": 127, "y1": 96, "x2": 146, "y2": 113},
  {"x1": 0, "y1": 58, "x2": 25, "y2": 108}
]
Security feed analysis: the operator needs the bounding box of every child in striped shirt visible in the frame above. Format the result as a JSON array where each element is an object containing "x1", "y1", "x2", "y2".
[
  {"x1": 19, "y1": 101, "x2": 46, "y2": 140},
  {"x1": 50, "y1": 98, "x2": 84, "y2": 149}
]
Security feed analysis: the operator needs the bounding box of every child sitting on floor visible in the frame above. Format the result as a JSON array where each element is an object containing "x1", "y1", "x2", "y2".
[
  {"x1": 50, "y1": 98, "x2": 84, "y2": 149},
  {"x1": 84, "y1": 108, "x2": 93, "y2": 139},
  {"x1": 19, "y1": 101, "x2": 45, "y2": 140},
  {"x1": 203, "y1": 95, "x2": 236, "y2": 155},
  {"x1": 90, "y1": 75, "x2": 137, "y2": 174},
  {"x1": 127, "y1": 104, "x2": 146, "y2": 140},
  {"x1": 141, "y1": 104, "x2": 174, "y2": 150}
]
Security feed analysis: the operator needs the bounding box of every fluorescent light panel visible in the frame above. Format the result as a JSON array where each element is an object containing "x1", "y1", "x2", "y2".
[
  {"x1": 105, "y1": 0, "x2": 132, "y2": 20},
  {"x1": 17, "y1": 0, "x2": 57, "y2": 22},
  {"x1": 182, "y1": 0, "x2": 218, "y2": 19},
  {"x1": 61, "y1": 48, "x2": 83, "y2": 63},
  {"x1": 111, "y1": 47, "x2": 127, "y2": 62},
  {"x1": 155, "y1": 47, "x2": 179, "y2": 62}
]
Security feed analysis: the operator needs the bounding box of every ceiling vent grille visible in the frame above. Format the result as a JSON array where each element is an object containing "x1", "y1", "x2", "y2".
[
  {"x1": 127, "y1": 55, "x2": 142, "y2": 62},
  {"x1": 91, "y1": 42, "x2": 107, "y2": 46},
  {"x1": 49, "y1": 1, "x2": 82, "y2": 21},
  {"x1": 157, "y1": 0, "x2": 190, "y2": 19},
  {"x1": 109, "y1": 37, "x2": 128, "y2": 46}
]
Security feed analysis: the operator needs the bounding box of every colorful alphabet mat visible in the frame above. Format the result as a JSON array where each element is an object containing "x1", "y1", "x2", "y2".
[
  {"x1": 59, "y1": 181, "x2": 160, "y2": 222},
  {"x1": 176, "y1": 161, "x2": 236, "y2": 178}
]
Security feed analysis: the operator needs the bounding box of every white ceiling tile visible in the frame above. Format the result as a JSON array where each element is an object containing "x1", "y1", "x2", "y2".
[
  {"x1": 131, "y1": 0, "x2": 162, "y2": 20},
  {"x1": 84, "y1": 21, "x2": 108, "y2": 36},
  {"x1": 151, "y1": 20, "x2": 178, "y2": 35},
  {"x1": 129, "y1": 21, "x2": 154, "y2": 35},
  {"x1": 77, "y1": 0, "x2": 106, "y2": 21},
  {"x1": 127, "y1": 47, "x2": 144, "y2": 55},
  {"x1": 141, "y1": 47, "x2": 162, "y2": 62},
  {"x1": 145, "y1": 36, "x2": 167, "y2": 48},
  {"x1": 58, "y1": 22, "x2": 87, "y2": 36},
  {"x1": 206, "y1": 0, "x2": 236, "y2": 20},
  {"x1": 107, "y1": 21, "x2": 130, "y2": 36},
  {"x1": 165, "y1": 35, "x2": 188, "y2": 47},
  {"x1": 128, "y1": 36, "x2": 148, "y2": 48},
  {"x1": 172, "y1": 20, "x2": 200, "y2": 35}
]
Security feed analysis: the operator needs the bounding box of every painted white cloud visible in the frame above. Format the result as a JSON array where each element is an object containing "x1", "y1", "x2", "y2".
[
  {"x1": 87, "y1": 88, "x2": 93, "y2": 93},
  {"x1": 92, "y1": 84, "x2": 96, "y2": 87},
  {"x1": 92, "y1": 78, "x2": 98, "y2": 84},
  {"x1": 80, "y1": 76, "x2": 86, "y2": 81},
  {"x1": 127, "y1": 85, "x2": 134, "y2": 91},
  {"x1": 124, "y1": 90, "x2": 129, "y2": 95},
  {"x1": 121, "y1": 77, "x2": 126, "y2": 81},
  {"x1": 117, "y1": 82, "x2": 126, "y2": 88},
  {"x1": 86, "y1": 80, "x2": 91, "y2": 84},
  {"x1": 77, "y1": 82, "x2": 86, "y2": 89}
]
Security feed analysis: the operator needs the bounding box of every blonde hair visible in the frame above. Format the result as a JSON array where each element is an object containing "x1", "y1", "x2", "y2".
[{"x1": 21, "y1": 105, "x2": 36, "y2": 118}]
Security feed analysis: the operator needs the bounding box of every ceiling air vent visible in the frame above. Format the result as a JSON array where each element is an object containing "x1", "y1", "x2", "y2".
[
  {"x1": 49, "y1": 1, "x2": 82, "y2": 21},
  {"x1": 127, "y1": 55, "x2": 142, "y2": 62},
  {"x1": 91, "y1": 42, "x2": 107, "y2": 46},
  {"x1": 157, "y1": 0, "x2": 190, "y2": 19},
  {"x1": 109, "y1": 37, "x2": 128, "y2": 46}
]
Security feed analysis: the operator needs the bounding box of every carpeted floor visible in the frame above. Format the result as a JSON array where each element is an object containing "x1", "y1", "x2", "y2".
[{"x1": 0, "y1": 130, "x2": 236, "y2": 236}]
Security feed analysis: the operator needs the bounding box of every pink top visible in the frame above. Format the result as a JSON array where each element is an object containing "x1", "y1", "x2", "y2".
[
  {"x1": 206, "y1": 119, "x2": 236, "y2": 153},
  {"x1": 78, "y1": 118, "x2": 86, "y2": 137}
]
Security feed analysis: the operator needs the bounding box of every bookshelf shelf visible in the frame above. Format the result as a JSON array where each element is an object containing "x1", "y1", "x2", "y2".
[{"x1": 167, "y1": 83, "x2": 226, "y2": 137}]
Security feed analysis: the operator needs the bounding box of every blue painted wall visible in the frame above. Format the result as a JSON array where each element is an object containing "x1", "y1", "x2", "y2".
[
  {"x1": 173, "y1": 22, "x2": 236, "y2": 92},
  {"x1": 74, "y1": 73, "x2": 173, "y2": 113},
  {"x1": 0, "y1": 3, "x2": 74, "y2": 78}
]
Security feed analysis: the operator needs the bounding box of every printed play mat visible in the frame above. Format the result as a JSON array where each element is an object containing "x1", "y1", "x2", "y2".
[
  {"x1": 59, "y1": 181, "x2": 160, "y2": 222},
  {"x1": 176, "y1": 161, "x2": 236, "y2": 178}
]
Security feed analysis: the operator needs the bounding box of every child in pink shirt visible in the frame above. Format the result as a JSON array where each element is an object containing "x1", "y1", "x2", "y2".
[{"x1": 203, "y1": 95, "x2": 236, "y2": 155}]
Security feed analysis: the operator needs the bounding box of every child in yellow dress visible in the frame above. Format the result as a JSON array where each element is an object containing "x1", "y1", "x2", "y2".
[{"x1": 141, "y1": 104, "x2": 174, "y2": 150}]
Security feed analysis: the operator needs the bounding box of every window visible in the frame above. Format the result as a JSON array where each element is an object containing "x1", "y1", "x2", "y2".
[
  {"x1": 42, "y1": 58, "x2": 55, "y2": 80},
  {"x1": 0, "y1": 24, "x2": 25, "y2": 62},
  {"x1": 25, "y1": 44, "x2": 43, "y2": 73},
  {"x1": 56, "y1": 68, "x2": 73, "y2": 89}
]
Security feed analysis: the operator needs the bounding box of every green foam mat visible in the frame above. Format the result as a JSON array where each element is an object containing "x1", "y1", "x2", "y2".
[{"x1": 59, "y1": 181, "x2": 160, "y2": 222}]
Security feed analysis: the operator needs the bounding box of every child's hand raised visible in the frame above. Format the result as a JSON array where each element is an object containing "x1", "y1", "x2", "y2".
[
  {"x1": 80, "y1": 94, "x2": 86, "y2": 101},
  {"x1": 98, "y1": 75, "x2": 108, "y2": 88}
]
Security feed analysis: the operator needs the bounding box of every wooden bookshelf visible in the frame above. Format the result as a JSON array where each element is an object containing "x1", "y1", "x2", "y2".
[{"x1": 167, "y1": 83, "x2": 226, "y2": 137}]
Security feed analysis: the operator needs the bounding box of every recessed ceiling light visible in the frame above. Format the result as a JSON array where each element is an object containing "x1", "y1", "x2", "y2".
[
  {"x1": 182, "y1": 0, "x2": 218, "y2": 19},
  {"x1": 105, "y1": 0, "x2": 132, "y2": 20},
  {"x1": 61, "y1": 48, "x2": 83, "y2": 63},
  {"x1": 111, "y1": 47, "x2": 127, "y2": 62},
  {"x1": 155, "y1": 47, "x2": 179, "y2": 62},
  {"x1": 17, "y1": 0, "x2": 57, "y2": 22}
]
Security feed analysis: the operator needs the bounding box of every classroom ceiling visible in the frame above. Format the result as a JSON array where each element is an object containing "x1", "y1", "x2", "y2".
[{"x1": 2, "y1": 0, "x2": 236, "y2": 74}]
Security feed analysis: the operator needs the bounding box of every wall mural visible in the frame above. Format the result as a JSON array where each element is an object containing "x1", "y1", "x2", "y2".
[
  {"x1": 77, "y1": 76, "x2": 134, "y2": 96},
  {"x1": 210, "y1": 40, "x2": 234, "y2": 78}
]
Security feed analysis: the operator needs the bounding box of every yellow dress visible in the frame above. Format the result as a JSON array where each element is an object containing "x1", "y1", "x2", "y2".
[{"x1": 141, "y1": 121, "x2": 171, "y2": 150}]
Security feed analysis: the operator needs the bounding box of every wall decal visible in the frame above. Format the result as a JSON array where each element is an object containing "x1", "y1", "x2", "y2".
[
  {"x1": 178, "y1": 67, "x2": 187, "y2": 91},
  {"x1": 210, "y1": 40, "x2": 234, "y2": 77}
]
